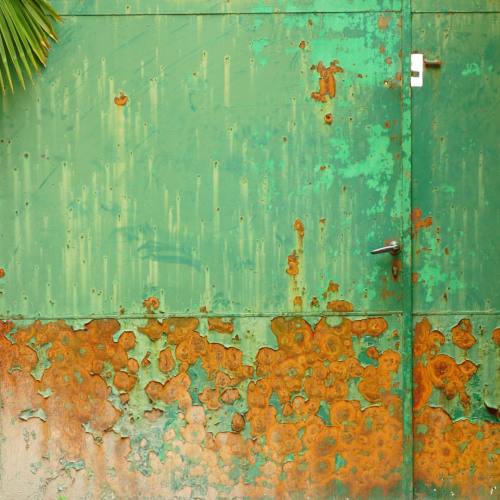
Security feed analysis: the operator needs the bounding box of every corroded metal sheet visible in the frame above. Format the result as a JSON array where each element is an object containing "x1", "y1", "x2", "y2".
[
  {"x1": 413, "y1": 315, "x2": 499, "y2": 497},
  {"x1": 0, "y1": 13, "x2": 403, "y2": 319},
  {"x1": 0, "y1": 312, "x2": 404, "y2": 498},
  {"x1": 412, "y1": 12, "x2": 500, "y2": 499},
  {"x1": 0, "y1": 4, "x2": 410, "y2": 498}
]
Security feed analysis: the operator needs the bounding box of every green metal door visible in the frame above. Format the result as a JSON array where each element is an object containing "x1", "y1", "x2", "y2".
[
  {"x1": 411, "y1": 2, "x2": 500, "y2": 497},
  {"x1": 0, "y1": 0, "x2": 497, "y2": 498}
]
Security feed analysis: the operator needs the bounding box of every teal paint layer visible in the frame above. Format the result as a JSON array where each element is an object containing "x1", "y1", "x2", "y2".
[
  {"x1": 51, "y1": 0, "x2": 402, "y2": 15},
  {"x1": 0, "y1": 13, "x2": 404, "y2": 319},
  {"x1": 412, "y1": 13, "x2": 500, "y2": 313},
  {"x1": 413, "y1": 0, "x2": 499, "y2": 12}
]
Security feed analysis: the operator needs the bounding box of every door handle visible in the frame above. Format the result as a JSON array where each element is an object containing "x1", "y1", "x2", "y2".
[{"x1": 370, "y1": 240, "x2": 401, "y2": 255}]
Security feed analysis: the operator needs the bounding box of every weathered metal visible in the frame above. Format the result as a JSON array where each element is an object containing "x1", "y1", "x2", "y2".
[{"x1": 0, "y1": 1, "x2": 497, "y2": 498}]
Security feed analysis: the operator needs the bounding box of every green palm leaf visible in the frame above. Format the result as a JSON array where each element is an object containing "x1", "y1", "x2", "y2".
[{"x1": 0, "y1": 0, "x2": 60, "y2": 93}]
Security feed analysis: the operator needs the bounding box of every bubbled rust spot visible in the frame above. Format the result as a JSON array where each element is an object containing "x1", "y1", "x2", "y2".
[{"x1": 114, "y1": 91, "x2": 128, "y2": 106}]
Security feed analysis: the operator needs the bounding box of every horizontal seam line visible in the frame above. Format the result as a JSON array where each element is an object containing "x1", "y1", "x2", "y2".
[{"x1": 0, "y1": 311, "x2": 403, "y2": 320}]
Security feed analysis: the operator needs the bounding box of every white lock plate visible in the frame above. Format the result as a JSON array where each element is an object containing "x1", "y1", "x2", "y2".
[{"x1": 411, "y1": 53, "x2": 424, "y2": 87}]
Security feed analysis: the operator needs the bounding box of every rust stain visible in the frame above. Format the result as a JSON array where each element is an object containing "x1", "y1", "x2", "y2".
[
  {"x1": 414, "y1": 406, "x2": 499, "y2": 496},
  {"x1": 311, "y1": 60, "x2": 343, "y2": 102},
  {"x1": 286, "y1": 252, "x2": 299, "y2": 276},
  {"x1": 492, "y1": 328, "x2": 500, "y2": 346},
  {"x1": 0, "y1": 267, "x2": 5, "y2": 278},
  {"x1": 391, "y1": 259, "x2": 402, "y2": 282},
  {"x1": 378, "y1": 16, "x2": 391, "y2": 31},
  {"x1": 143, "y1": 296, "x2": 160, "y2": 313},
  {"x1": 326, "y1": 300, "x2": 354, "y2": 312},
  {"x1": 324, "y1": 113, "x2": 333, "y2": 125},
  {"x1": 322, "y1": 280, "x2": 339, "y2": 298},
  {"x1": 412, "y1": 272, "x2": 419, "y2": 284},
  {"x1": 114, "y1": 91, "x2": 128, "y2": 106},
  {"x1": 411, "y1": 207, "x2": 433, "y2": 237},
  {"x1": 0, "y1": 319, "x2": 136, "y2": 458},
  {"x1": 414, "y1": 318, "x2": 478, "y2": 410},
  {"x1": 293, "y1": 218, "x2": 305, "y2": 241},
  {"x1": 451, "y1": 319, "x2": 476, "y2": 350},
  {"x1": 298, "y1": 40, "x2": 306, "y2": 50},
  {"x1": 0, "y1": 302, "x2": 404, "y2": 499},
  {"x1": 208, "y1": 317, "x2": 234, "y2": 334}
]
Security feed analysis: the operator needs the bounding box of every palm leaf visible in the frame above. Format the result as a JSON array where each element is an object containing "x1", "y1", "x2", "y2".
[{"x1": 0, "y1": 0, "x2": 60, "y2": 93}]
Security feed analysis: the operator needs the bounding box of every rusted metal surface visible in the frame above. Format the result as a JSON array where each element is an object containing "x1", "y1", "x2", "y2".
[
  {"x1": 0, "y1": 1, "x2": 498, "y2": 498},
  {"x1": 412, "y1": 11, "x2": 500, "y2": 499},
  {"x1": 0, "y1": 308, "x2": 404, "y2": 498}
]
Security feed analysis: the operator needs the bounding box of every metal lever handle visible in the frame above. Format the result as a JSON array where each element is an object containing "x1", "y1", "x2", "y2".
[{"x1": 370, "y1": 240, "x2": 401, "y2": 255}]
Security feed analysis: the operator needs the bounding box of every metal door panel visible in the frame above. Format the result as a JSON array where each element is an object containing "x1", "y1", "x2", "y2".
[
  {"x1": 412, "y1": 12, "x2": 500, "y2": 498},
  {"x1": 0, "y1": 13, "x2": 404, "y2": 319},
  {"x1": 0, "y1": 7, "x2": 408, "y2": 500}
]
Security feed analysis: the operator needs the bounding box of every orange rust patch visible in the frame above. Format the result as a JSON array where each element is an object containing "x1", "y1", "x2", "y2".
[
  {"x1": 114, "y1": 92, "x2": 128, "y2": 106},
  {"x1": 0, "y1": 319, "x2": 136, "y2": 458},
  {"x1": 413, "y1": 318, "x2": 478, "y2": 409},
  {"x1": 492, "y1": 328, "x2": 500, "y2": 346},
  {"x1": 286, "y1": 252, "x2": 299, "y2": 276},
  {"x1": 208, "y1": 317, "x2": 234, "y2": 334},
  {"x1": 412, "y1": 272, "x2": 419, "y2": 284},
  {"x1": 324, "y1": 113, "x2": 333, "y2": 125},
  {"x1": 378, "y1": 15, "x2": 391, "y2": 30},
  {"x1": 326, "y1": 300, "x2": 353, "y2": 312},
  {"x1": 311, "y1": 60, "x2": 343, "y2": 102},
  {"x1": 159, "y1": 347, "x2": 175, "y2": 373},
  {"x1": 138, "y1": 318, "x2": 167, "y2": 341},
  {"x1": 411, "y1": 208, "x2": 433, "y2": 237},
  {"x1": 451, "y1": 319, "x2": 476, "y2": 350},
  {"x1": 231, "y1": 413, "x2": 246, "y2": 432},
  {"x1": 0, "y1": 268, "x2": 5, "y2": 278},
  {"x1": 298, "y1": 40, "x2": 306, "y2": 50},
  {"x1": 351, "y1": 318, "x2": 388, "y2": 337},
  {"x1": 294, "y1": 218, "x2": 305, "y2": 239},
  {"x1": 414, "y1": 406, "x2": 500, "y2": 496},
  {"x1": 366, "y1": 346, "x2": 380, "y2": 360},
  {"x1": 310, "y1": 296, "x2": 319, "y2": 308},
  {"x1": 326, "y1": 280, "x2": 340, "y2": 294},
  {"x1": 143, "y1": 296, "x2": 160, "y2": 313},
  {"x1": 1, "y1": 309, "x2": 404, "y2": 498}
]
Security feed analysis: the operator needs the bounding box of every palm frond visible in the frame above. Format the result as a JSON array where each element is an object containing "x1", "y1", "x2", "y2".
[{"x1": 0, "y1": 0, "x2": 60, "y2": 94}]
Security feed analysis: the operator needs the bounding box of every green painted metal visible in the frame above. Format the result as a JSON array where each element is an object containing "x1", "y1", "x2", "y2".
[
  {"x1": 51, "y1": 0, "x2": 402, "y2": 15},
  {"x1": 0, "y1": 0, "x2": 499, "y2": 498},
  {"x1": 412, "y1": 10, "x2": 500, "y2": 499},
  {"x1": 0, "y1": 12, "x2": 404, "y2": 319},
  {"x1": 412, "y1": 13, "x2": 500, "y2": 314},
  {"x1": 413, "y1": 0, "x2": 499, "y2": 13},
  {"x1": 400, "y1": 1, "x2": 413, "y2": 497}
]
